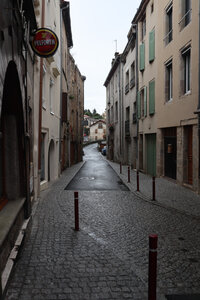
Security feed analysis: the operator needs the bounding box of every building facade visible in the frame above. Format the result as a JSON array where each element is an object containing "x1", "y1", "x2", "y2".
[
  {"x1": 156, "y1": 0, "x2": 199, "y2": 191},
  {"x1": 105, "y1": 0, "x2": 200, "y2": 193},
  {"x1": 133, "y1": 0, "x2": 157, "y2": 176},
  {"x1": 89, "y1": 120, "x2": 106, "y2": 142},
  {"x1": 68, "y1": 53, "x2": 86, "y2": 166},
  {"x1": 0, "y1": 0, "x2": 37, "y2": 278},
  {"x1": 121, "y1": 25, "x2": 137, "y2": 168},
  {"x1": 104, "y1": 53, "x2": 123, "y2": 162}
]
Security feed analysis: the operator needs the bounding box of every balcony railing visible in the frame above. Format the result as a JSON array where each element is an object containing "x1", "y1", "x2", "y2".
[
  {"x1": 130, "y1": 77, "x2": 135, "y2": 89},
  {"x1": 179, "y1": 9, "x2": 191, "y2": 31},
  {"x1": 125, "y1": 120, "x2": 130, "y2": 136},
  {"x1": 163, "y1": 29, "x2": 173, "y2": 46},
  {"x1": 125, "y1": 83, "x2": 129, "y2": 94}
]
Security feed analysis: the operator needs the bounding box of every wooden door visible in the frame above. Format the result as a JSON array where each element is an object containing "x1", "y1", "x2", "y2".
[{"x1": 164, "y1": 137, "x2": 177, "y2": 180}]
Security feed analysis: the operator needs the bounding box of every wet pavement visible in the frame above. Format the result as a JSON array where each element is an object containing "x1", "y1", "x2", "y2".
[
  {"x1": 4, "y1": 144, "x2": 200, "y2": 300},
  {"x1": 65, "y1": 144, "x2": 128, "y2": 191}
]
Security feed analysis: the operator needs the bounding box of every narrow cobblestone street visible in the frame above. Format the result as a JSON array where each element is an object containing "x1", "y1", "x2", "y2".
[{"x1": 4, "y1": 145, "x2": 200, "y2": 300}]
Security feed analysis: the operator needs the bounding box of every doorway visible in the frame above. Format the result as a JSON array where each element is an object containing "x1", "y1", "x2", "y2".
[{"x1": 0, "y1": 61, "x2": 26, "y2": 209}]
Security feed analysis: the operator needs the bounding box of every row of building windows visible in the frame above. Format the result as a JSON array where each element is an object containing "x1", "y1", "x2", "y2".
[{"x1": 141, "y1": 0, "x2": 191, "y2": 44}]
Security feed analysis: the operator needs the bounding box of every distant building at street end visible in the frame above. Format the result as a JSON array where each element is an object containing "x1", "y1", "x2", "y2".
[{"x1": 89, "y1": 120, "x2": 106, "y2": 142}]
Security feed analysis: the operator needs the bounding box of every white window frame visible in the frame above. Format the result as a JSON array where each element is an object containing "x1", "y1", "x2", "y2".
[
  {"x1": 182, "y1": 47, "x2": 191, "y2": 94},
  {"x1": 166, "y1": 60, "x2": 173, "y2": 102},
  {"x1": 49, "y1": 77, "x2": 54, "y2": 114}
]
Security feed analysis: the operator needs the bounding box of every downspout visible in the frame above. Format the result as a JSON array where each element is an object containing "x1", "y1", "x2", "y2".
[
  {"x1": 24, "y1": 19, "x2": 31, "y2": 218},
  {"x1": 198, "y1": 0, "x2": 200, "y2": 178},
  {"x1": 132, "y1": 23, "x2": 139, "y2": 167},
  {"x1": 194, "y1": 1, "x2": 200, "y2": 181},
  {"x1": 38, "y1": 0, "x2": 45, "y2": 184},
  {"x1": 121, "y1": 59, "x2": 124, "y2": 163},
  {"x1": 118, "y1": 56, "x2": 122, "y2": 157}
]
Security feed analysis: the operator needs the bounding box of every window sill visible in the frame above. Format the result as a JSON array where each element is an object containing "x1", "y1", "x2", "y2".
[
  {"x1": 184, "y1": 90, "x2": 191, "y2": 96},
  {"x1": 165, "y1": 98, "x2": 173, "y2": 104}
]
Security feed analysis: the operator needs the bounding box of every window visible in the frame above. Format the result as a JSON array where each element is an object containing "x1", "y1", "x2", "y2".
[
  {"x1": 165, "y1": 60, "x2": 173, "y2": 101},
  {"x1": 95, "y1": 129, "x2": 98, "y2": 134},
  {"x1": 151, "y1": 2, "x2": 154, "y2": 13},
  {"x1": 111, "y1": 106, "x2": 114, "y2": 123},
  {"x1": 137, "y1": 87, "x2": 147, "y2": 118},
  {"x1": 98, "y1": 122, "x2": 103, "y2": 129},
  {"x1": 182, "y1": 47, "x2": 191, "y2": 94},
  {"x1": 130, "y1": 62, "x2": 135, "y2": 88},
  {"x1": 125, "y1": 70, "x2": 129, "y2": 94},
  {"x1": 179, "y1": 0, "x2": 191, "y2": 30},
  {"x1": 165, "y1": 3, "x2": 173, "y2": 45},
  {"x1": 115, "y1": 101, "x2": 118, "y2": 122},
  {"x1": 149, "y1": 80, "x2": 155, "y2": 115},
  {"x1": 42, "y1": 65, "x2": 46, "y2": 108},
  {"x1": 125, "y1": 107, "x2": 130, "y2": 136},
  {"x1": 49, "y1": 78, "x2": 54, "y2": 113},
  {"x1": 141, "y1": 15, "x2": 146, "y2": 40}
]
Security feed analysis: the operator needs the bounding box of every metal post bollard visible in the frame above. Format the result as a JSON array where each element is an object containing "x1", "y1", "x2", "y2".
[
  {"x1": 74, "y1": 191, "x2": 79, "y2": 231},
  {"x1": 120, "y1": 162, "x2": 122, "y2": 174},
  {"x1": 148, "y1": 234, "x2": 158, "y2": 300},
  {"x1": 137, "y1": 170, "x2": 139, "y2": 191},
  {"x1": 128, "y1": 166, "x2": 130, "y2": 183},
  {"x1": 152, "y1": 176, "x2": 156, "y2": 200}
]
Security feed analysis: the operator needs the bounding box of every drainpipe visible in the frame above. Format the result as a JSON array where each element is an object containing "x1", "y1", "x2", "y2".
[
  {"x1": 194, "y1": 1, "x2": 200, "y2": 180},
  {"x1": 132, "y1": 23, "x2": 139, "y2": 167},
  {"x1": 38, "y1": 0, "x2": 45, "y2": 184},
  {"x1": 118, "y1": 56, "x2": 122, "y2": 157}
]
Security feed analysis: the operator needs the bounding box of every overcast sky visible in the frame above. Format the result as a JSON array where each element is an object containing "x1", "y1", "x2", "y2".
[{"x1": 68, "y1": 0, "x2": 141, "y2": 115}]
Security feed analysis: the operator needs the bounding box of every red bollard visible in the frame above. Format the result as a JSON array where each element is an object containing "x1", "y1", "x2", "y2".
[
  {"x1": 128, "y1": 166, "x2": 130, "y2": 183},
  {"x1": 148, "y1": 234, "x2": 158, "y2": 300},
  {"x1": 74, "y1": 191, "x2": 79, "y2": 231},
  {"x1": 152, "y1": 176, "x2": 156, "y2": 201},
  {"x1": 120, "y1": 162, "x2": 122, "y2": 174},
  {"x1": 137, "y1": 170, "x2": 139, "y2": 191}
]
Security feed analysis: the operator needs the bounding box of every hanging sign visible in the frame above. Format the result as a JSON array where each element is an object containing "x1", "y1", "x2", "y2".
[{"x1": 31, "y1": 28, "x2": 59, "y2": 58}]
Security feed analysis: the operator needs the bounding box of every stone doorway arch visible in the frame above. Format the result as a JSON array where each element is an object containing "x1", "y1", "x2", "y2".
[{"x1": 0, "y1": 61, "x2": 26, "y2": 209}]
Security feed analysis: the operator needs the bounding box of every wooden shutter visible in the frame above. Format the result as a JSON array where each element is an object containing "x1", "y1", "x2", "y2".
[
  {"x1": 144, "y1": 86, "x2": 147, "y2": 117},
  {"x1": 140, "y1": 43, "x2": 145, "y2": 71},
  {"x1": 137, "y1": 91, "x2": 141, "y2": 119},
  {"x1": 149, "y1": 80, "x2": 155, "y2": 115},
  {"x1": 149, "y1": 29, "x2": 155, "y2": 62}
]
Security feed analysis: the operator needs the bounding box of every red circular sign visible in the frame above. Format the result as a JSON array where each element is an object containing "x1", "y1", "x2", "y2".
[{"x1": 31, "y1": 28, "x2": 59, "y2": 58}]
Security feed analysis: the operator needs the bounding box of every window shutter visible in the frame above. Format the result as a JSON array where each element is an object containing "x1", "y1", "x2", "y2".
[
  {"x1": 149, "y1": 80, "x2": 155, "y2": 115},
  {"x1": 137, "y1": 91, "x2": 141, "y2": 119},
  {"x1": 62, "y1": 92, "x2": 68, "y2": 122},
  {"x1": 144, "y1": 86, "x2": 147, "y2": 117},
  {"x1": 140, "y1": 43, "x2": 145, "y2": 71},
  {"x1": 149, "y1": 29, "x2": 155, "y2": 62}
]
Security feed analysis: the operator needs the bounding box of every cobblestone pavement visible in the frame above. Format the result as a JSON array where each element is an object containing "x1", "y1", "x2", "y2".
[
  {"x1": 107, "y1": 159, "x2": 200, "y2": 218},
  {"x1": 4, "y1": 151, "x2": 200, "y2": 299}
]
